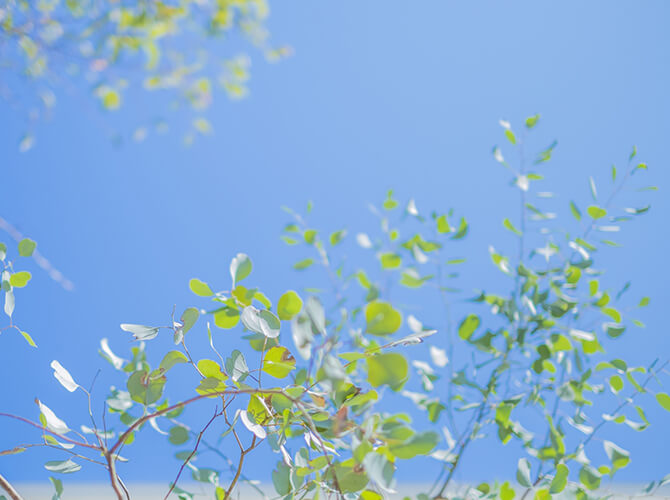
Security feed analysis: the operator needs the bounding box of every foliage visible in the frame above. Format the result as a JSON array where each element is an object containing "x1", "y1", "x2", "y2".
[
  {"x1": 1, "y1": 118, "x2": 670, "y2": 500},
  {"x1": 0, "y1": 236, "x2": 37, "y2": 347},
  {"x1": 1, "y1": 0, "x2": 289, "y2": 150}
]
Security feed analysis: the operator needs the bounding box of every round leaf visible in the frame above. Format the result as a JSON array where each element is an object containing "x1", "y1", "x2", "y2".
[
  {"x1": 277, "y1": 290, "x2": 303, "y2": 321},
  {"x1": 365, "y1": 301, "x2": 402, "y2": 336},
  {"x1": 366, "y1": 353, "x2": 408, "y2": 391}
]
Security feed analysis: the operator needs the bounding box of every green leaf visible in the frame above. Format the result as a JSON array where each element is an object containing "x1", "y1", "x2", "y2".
[
  {"x1": 602, "y1": 307, "x2": 622, "y2": 323},
  {"x1": 367, "y1": 353, "x2": 408, "y2": 391},
  {"x1": 262, "y1": 346, "x2": 296, "y2": 378},
  {"x1": 241, "y1": 306, "x2": 280, "y2": 338},
  {"x1": 437, "y1": 215, "x2": 452, "y2": 234},
  {"x1": 360, "y1": 491, "x2": 383, "y2": 500},
  {"x1": 272, "y1": 461, "x2": 293, "y2": 496},
  {"x1": 159, "y1": 351, "x2": 188, "y2": 372},
  {"x1": 327, "y1": 464, "x2": 368, "y2": 493},
  {"x1": 534, "y1": 489, "x2": 550, "y2": 500},
  {"x1": 380, "y1": 252, "x2": 401, "y2": 269},
  {"x1": 656, "y1": 393, "x2": 670, "y2": 412},
  {"x1": 505, "y1": 129, "x2": 516, "y2": 145},
  {"x1": 127, "y1": 370, "x2": 166, "y2": 405},
  {"x1": 44, "y1": 459, "x2": 81, "y2": 474},
  {"x1": 192, "y1": 468, "x2": 219, "y2": 484},
  {"x1": 500, "y1": 481, "x2": 516, "y2": 500},
  {"x1": 609, "y1": 375, "x2": 624, "y2": 393},
  {"x1": 120, "y1": 323, "x2": 160, "y2": 341},
  {"x1": 20, "y1": 330, "x2": 37, "y2": 348},
  {"x1": 605, "y1": 323, "x2": 625, "y2": 339},
  {"x1": 503, "y1": 218, "x2": 522, "y2": 236},
  {"x1": 189, "y1": 278, "x2": 213, "y2": 297},
  {"x1": 168, "y1": 426, "x2": 189, "y2": 445},
  {"x1": 451, "y1": 217, "x2": 469, "y2": 239},
  {"x1": 9, "y1": 271, "x2": 31, "y2": 288},
  {"x1": 570, "y1": 201, "x2": 582, "y2": 221},
  {"x1": 383, "y1": 190, "x2": 398, "y2": 211},
  {"x1": 18, "y1": 238, "x2": 37, "y2": 257},
  {"x1": 389, "y1": 431, "x2": 439, "y2": 459},
  {"x1": 550, "y1": 463, "x2": 568, "y2": 494},
  {"x1": 365, "y1": 301, "x2": 402, "y2": 336},
  {"x1": 230, "y1": 253, "x2": 252, "y2": 286},
  {"x1": 525, "y1": 114, "x2": 540, "y2": 129},
  {"x1": 277, "y1": 290, "x2": 303, "y2": 321},
  {"x1": 197, "y1": 359, "x2": 227, "y2": 380},
  {"x1": 99, "y1": 87, "x2": 121, "y2": 110},
  {"x1": 293, "y1": 258, "x2": 314, "y2": 270},
  {"x1": 458, "y1": 314, "x2": 480, "y2": 340},
  {"x1": 225, "y1": 350, "x2": 249, "y2": 382},
  {"x1": 214, "y1": 307, "x2": 240, "y2": 329},
  {"x1": 604, "y1": 440, "x2": 630, "y2": 470},
  {"x1": 516, "y1": 458, "x2": 531, "y2": 487},
  {"x1": 303, "y1": 229, "x2": 317, "y2": 244},
  {"x1": 329, "y1": 230, "x2": 346, "y2": 246},
  {"x1": 49, "y1": 476, "x2": 63, "y2": 499},
  {"x1": 180, "y1": 307, "x2": 199, "y2": 335},
  {"x1": 579, "y1": 465, "x2": 601, "y2": 490},
  {"x1": 587, "y1": 205, "x2": 607, "y2": 219},
  {"x1": 400, "y1": 269, "x2": 432, "y2": 288}
]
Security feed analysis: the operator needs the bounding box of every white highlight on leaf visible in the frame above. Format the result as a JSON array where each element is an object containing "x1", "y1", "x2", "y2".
[
  {"x1": 407, "y1": 199, "x2": 418, "y2": 216},
  {"x1": 38, "y1": 400, "x2": 70, "y2": 435},
  {"x1": 407, "y1": 315, "x2": 423, "y2": 333},
  {"x1": 356, "y1": 233, "x2": 372, "y2": 249},
  {"x1": 81, "y1": 425, "x2": 115, "y2": 439},
  {"x1": 516, "y1": 175, "x2": 529, "y2": 192},
  {"x1": 499, "y1": 119, "x2": 511, "y2": 130},
  {"x1": 50, "y1": 360, "x2": 79, "y2": 392},
  {"x1": 230, "y1": 253, "x2": 252, "y2": 287},
  {"x1": 412, "y1": 245, "x2": 428, "y2": 264},
  {"x1": 291, "y1": 317, "x2": 314, "y2": 360},
  {"x1": 149, "y1": 417, "x2": 169, "y2": 435},
  {"x1": 569, "y1": 241, "x2": 589, "y2": 260},
  {"x1": 304, "y1": 430, "x2": 338, "y2": 455},
  {"x1": 442, "y1": 426, "x2": 456, "y2": 450},
  {"x1": 430, "y1": 346, "x2": 448, "y2": 367},
  {"x1": 100, "y1": 338, "x2": 125, "y2": 370},
  {"x1": 493, "y1": 147, "x2": 505, "y2": 163},
  {"x1": 570, "y1": 329, "x2": 595, "y2": 342},
  {"x1": 401, "y1": 391, "x2": 426, "y2": 405},
  {"x1": 49, "y1": 437, "x2": 75, "y2": 450},
  {"x1": 237, "y1": 410, "x2": 266, "y2": 439},
  {"x1": 4, "y1": 289, "x2": 15, "y2": 317},
  {"x1": 120, "y1": 323, "x2": 159, "y2": 341},
  {"x1": 241, "y1": 306, "x2": 279, "y2": 338},
  {"x1": 568, "y1": 416, "x2": 594, "y2": 435},
  {"x1": 430, "y1": 449, "x2": 457, "y2": 463}
]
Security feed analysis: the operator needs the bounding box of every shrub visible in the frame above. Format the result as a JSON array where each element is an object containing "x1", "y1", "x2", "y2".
[{"x1": 1, "y1": 117, "x2": 668, "y2": 500}]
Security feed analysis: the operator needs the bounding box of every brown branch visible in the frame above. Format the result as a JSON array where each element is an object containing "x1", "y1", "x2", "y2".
[
  {"x1": 0, "y1": 473, "x2": 23, "y2": 500},
  {"x1": 163, "y1": 408, "x2": 221, "y2": 500},
  {"x1": 0, "y1": 412, "x2": 99, "y2": 451},
  {"x1": 105, "y1": 450, "x2": 124, "y2": 500},
  {"x1": 109, "y1": 388, "x2": 287, "y2": 456},
  {"x1": 224, "y1": 436, "x2": 258, "y2": 500}
]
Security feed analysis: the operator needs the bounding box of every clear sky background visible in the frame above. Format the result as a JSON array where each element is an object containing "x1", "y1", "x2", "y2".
[{"x1": 1, "y1": 0, "x2": 669, "y2": 487}]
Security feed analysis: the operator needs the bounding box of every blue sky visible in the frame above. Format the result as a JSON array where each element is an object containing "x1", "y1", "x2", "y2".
[{"x1": 1, "y1": 0, "x2": 669, "y2": 487}]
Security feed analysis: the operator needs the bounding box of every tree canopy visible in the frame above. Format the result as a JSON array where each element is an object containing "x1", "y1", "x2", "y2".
[{"x1": 1, "y1": 0, "x2": 289, "y2": 150}]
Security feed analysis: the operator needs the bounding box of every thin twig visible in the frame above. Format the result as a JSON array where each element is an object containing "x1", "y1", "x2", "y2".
[{"x1": 164, "y1": 407, "x2": 221, "y2": 500}]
